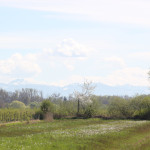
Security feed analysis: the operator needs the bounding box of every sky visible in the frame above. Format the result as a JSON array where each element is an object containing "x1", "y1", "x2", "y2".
[{"x1": 0, "y1": 0, "x2": 150, "y2": 87}]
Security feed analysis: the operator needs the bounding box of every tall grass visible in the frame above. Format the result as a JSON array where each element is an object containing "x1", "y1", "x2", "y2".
[{"x1": 0, "y1": 119, "x2": 150, "y2": 150}]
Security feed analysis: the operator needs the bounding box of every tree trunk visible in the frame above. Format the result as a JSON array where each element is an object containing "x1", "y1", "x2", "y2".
[{"x1": 77, "y1": 98, "x2": 80, "y2": 116}]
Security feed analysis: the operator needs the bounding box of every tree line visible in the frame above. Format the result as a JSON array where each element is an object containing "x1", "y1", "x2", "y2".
[
  {"x1": 0, "y1": 81, "x2": 150, "y2": 121},
  {"x1": 0, "y1": 88, "x2": 43, "y2": 108}
]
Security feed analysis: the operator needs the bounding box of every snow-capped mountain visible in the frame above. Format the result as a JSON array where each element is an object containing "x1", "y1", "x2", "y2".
[{"x1": 0, "y1": 79, "x2": 149, "y2": 97}]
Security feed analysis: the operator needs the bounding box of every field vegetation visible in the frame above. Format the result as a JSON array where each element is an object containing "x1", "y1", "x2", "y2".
[
  {"x1": 0, "y1": 119, "x2": 150, "y2": 150},
  {"x1": 0, "y1": 81, "x2": 150, "y2": 149}
]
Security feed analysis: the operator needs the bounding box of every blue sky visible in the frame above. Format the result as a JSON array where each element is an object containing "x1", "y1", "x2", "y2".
[{"x1": 0, "y1": 0, "x2": 150, "y2": 86}]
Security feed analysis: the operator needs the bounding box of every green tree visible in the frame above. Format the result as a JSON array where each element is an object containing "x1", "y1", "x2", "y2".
[
  {"x1": 29, "y1": 102, "x2": 40, "y2": 109},
  {"x1": 130, "y1": 96, "x2": 150, "y2": 119},
  {"x1": 10, "y1": 100, "x2": 26, "y2": 109},
  {"x1": 108, "y1": 97, "x2": 131, "y2": 118},
  {"x1": 41, "y1": 100, "x2": 54, "y2": 114}
]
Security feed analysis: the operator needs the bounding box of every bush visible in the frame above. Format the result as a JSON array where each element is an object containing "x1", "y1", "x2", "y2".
[
  {"x1": 41, "y1": 100, "x2": 54, "y2": 114},
  {"x1": 84, "y1": 106, "x2": 95, "y2": 118},
  {"x1": 53, "y1": 105, "x2": 68, "y2": 119},
  {"x1": 133, "y1": 109, "x2": 150, "y2": 120},
  {"x1": 34, "y1": 110, "x2": 44, "y2": 120},
  {"x1": 29, "y1": 102, "x2": 40, "y2": 109},
  {"x1": 10, "y1": 101, "x2": 26, "y2": 109},
  {"x1": 108, "y1": 97, "x2": 131, "y2": 119},
  {"x1": 0, "y1": 109, "x2": 34, "y2": 122}
]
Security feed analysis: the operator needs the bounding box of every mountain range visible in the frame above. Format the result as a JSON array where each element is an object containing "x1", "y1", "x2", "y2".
[{"x1": 0, "y1": 79, "x2": 149, "y2": 97}]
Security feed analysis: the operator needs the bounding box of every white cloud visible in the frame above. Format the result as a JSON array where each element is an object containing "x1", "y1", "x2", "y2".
[
  {"x1": 57, "y1": 39, "x2": 85, "y2": 57},
  {"x1": 50, "y1": 75, "x2": 84, "y2": 87},
  {"x1": 103, "y1": 67, "x2": 149, "y2": 86},
  {"x1": 104, "y1": 56, "x2": 126, "y2": 68},
  {"x1": 0, "y1": 37, "x2": 148, "y2": 87},
  {"x1": 63, "y1": 60, "x2": 74, "y2": 71},
  {"x1": 37, "y1": 39, "x2": 93, "y2": 70},
  {"x1": 0, "y1": 38, "x2": 92, "y2": 80},
  {"x1": 50, "y1": 67, "x2": 149, "y2": 87},
  {"x1": 1, "y1": 0, "x2": 150, "y2": 27},
  {"x1": 130, "y1": 52, "x2": 150, "y2": 61},
  {"x1": 56, "y1": 38, "x2": 93, "y2": 58},
  {"x1": 0, "y1": 36, "x2": 91, "y2": 59},
  {"x1": 0, "y1": 53, "x2": 41, "y2": 78},
  {"x1": 41, "y1": 39, "x2": 92, "y2": 58},
  {"x1": 37, "y1": 39, "x2": 93, "y2": 59}
]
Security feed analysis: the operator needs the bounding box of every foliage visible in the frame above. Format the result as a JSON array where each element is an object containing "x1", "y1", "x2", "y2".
[
  {"x1": 107, "y1": 95, "x2": 150, "y2": 120},
  {"x1": 0, "y1": 109, "x2": 34, "y2": 122},
  {"x1": 40, "y1": 100, "x2": 54, "y2": 114},
  {"x1": 1, "y1": 86, "x2": 150, "y2": 120},
  {"x1": 84, "y1": 106, "x2": 95, "y2": 118},
  {"x1": 10, "y1": 100, "x2": 26, "y2": 109},
  {"x1": 34, "y1": 109, "x2": 44, "y2": 120},
  {"x1": 108, "y1": 97, "x2": 131, "y2": 118},
  {"x1": 74, "y1": 80, "x2": 96, "y2": 116},
  {"x1": 0, "y1": 88, "x2": 43, "y2": 108},
  {"x1": 29, "y1": 102, "x2": 40, "y2": 109}
]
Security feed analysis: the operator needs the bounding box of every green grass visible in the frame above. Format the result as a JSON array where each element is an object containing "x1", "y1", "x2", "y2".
[{"x1": 0, "y1": 119, "x2": 150, "y2": 150}]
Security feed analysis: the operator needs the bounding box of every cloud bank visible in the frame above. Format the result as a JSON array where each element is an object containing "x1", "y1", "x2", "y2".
[{"x1": 0, "y1": 38, "x2": 148, "y2": 86}]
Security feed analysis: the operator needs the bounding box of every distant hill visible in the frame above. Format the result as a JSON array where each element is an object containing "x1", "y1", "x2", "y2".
[{"x1": 0, "y1": 79, "x2": 149, "y2": 97}]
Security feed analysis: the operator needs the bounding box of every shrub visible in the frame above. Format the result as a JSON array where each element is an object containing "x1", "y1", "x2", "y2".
[
  {"x1": 10, "y1": 101, "x2": 26, "y2": 109},
  {"x1": 34, "y1": 110, "x2": 44, "y2": 120},
  {"x1": 108, "y1": 97, "x2": 131, "y2": 119},
  {"x1": 53, "y1": 106, "x2": 68, "y2": 119},
  {"x1": 133, "y1": 109, "x2": 150, "y2": 120},
  {"x1": 84, "y1": 106, "x2": 95, "y2": 118},
  {"x1": 41, "y1": 100, "x2": 54, "y2": 114},
  {"x1": 29, "y1": 102, "x2": 40, "y2": 109}
]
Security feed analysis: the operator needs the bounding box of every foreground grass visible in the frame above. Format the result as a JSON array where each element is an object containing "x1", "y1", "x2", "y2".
[{"x1": 0, "y1": 119, "x2": 150, "y2": 150}]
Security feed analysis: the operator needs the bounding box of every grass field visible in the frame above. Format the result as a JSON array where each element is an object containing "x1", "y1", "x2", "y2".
[{"x1": 0, "y1": 119, "x2": 150, "y2": 150}]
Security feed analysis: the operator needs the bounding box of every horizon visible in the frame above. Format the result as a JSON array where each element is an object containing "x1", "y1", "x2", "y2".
[
  {"x1": 0, "y1": 78, "x2": 149, "y2": 97},
  {"x1": 3, "y1": 78, "x2": 150, "y2": 88}
]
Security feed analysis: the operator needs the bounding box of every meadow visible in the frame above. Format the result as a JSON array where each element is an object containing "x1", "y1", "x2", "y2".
[{"x1": 0, "y1": 119, "x2": 150, "y2": 150}]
